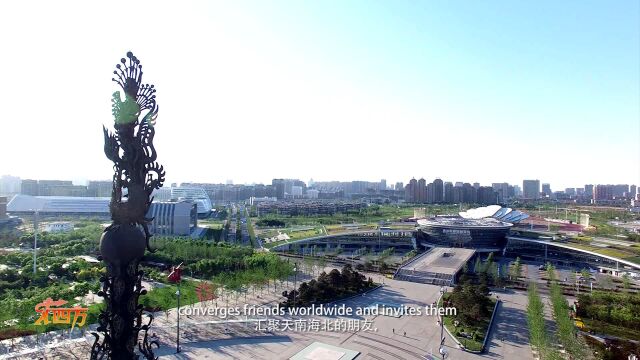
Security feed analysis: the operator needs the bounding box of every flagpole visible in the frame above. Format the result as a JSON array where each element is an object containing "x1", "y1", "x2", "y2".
[
  {"x1": 168, "y1": 263, "x2": 183, "y2": 354},
  {"x1": 177, "y1": 279, "x2": 181, "y2": 353}
]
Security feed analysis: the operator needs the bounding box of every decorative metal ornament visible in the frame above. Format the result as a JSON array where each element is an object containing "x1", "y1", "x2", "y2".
[{"x1": 91, "y1": 51, "x2": 165, "y2": 360}]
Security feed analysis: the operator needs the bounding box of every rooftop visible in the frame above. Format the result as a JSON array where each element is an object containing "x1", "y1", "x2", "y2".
[
  {"x1": 417, "y1": 216, "x2": 513, "y2": 229},
  {"x1": 410, "y1": 247, "x2": 476, "y2": 275}
]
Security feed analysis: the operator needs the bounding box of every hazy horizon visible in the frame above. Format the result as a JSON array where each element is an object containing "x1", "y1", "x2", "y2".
[{"x1": 1, "y1": 1, "x2": 638, "y2": 189}]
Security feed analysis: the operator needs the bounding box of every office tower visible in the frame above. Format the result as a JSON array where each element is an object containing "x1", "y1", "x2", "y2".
[
  {"x1": 523, "y1": 180, "x2": 541, "y2": 199},
  {"x1": 272, "y1": 179, "x2": 285, "y2": 200},
  {"x1": 87, "y1": 181, "x2": 113, "y2": 197},
  {"x1": 542, "y1": 183, "x2": 551, "y2": 197},
  {"x1": 0, "y1": 175, "x2": 21, "y2": 195},
  {"x1": 21, "y1": 179, "x2": 39, "y2": 196},
  {"x1": 513, "y1": 185, "x2": 522, "y2": 197},
  {"x1": 0, "y1": 197, "x2": 7, "y2": 219}
]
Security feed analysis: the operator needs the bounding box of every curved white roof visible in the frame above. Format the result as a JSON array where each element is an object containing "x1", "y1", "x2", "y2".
[
  {"x1": 8, "y1": 195, "x2": 110, "y2": 213},
  {"x1": 152, "y1": 187, "x2": 212, "y2": 214},
  {"x1": 459, "y1": 205, "x2": 501, "y2": 219},
  {"x1": 459, "y1": 205, "x2": 529, "y2": 223}
]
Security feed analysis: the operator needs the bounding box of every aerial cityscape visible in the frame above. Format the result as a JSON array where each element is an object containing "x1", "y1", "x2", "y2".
[{"x1": 0, "y1": 1, "x2": 639, "y2": 360}]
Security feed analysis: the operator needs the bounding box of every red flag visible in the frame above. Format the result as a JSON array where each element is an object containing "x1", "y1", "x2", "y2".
[{"x1": 168, "y1": 263, "x2": 183, "y2": 283}]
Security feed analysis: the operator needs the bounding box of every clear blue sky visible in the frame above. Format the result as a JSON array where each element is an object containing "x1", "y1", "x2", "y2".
[{"x1": 0, "y1": 0, "x2": 638, "y2": 189}]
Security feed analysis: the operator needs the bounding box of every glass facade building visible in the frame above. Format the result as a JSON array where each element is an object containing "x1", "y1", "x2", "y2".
[{"x1": 416, "y1": 217, "x2": 511, "y2": 250}]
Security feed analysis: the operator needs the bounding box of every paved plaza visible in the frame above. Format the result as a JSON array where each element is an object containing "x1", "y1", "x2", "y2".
[{"x1": 0, "y1": 268, "x2": 534, "y2": 360}]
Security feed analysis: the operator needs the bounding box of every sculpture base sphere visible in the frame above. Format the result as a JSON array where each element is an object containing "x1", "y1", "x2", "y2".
[{"x1": 100, "y1": 224, "x2": 146, "y2": 266}]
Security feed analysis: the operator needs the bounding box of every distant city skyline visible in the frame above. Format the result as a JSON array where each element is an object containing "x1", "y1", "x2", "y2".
[
  {"x1": 1, "y1": 1, "x2": 638, "y2": 188},
  {"x1": 0, "y1": 173, "x2": 636, "y2": 192}
]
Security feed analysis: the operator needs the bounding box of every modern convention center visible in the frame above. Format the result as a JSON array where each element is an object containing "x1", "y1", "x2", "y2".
[{"x1": 415, "y1": 205, "x2": 529, "y2": 252}]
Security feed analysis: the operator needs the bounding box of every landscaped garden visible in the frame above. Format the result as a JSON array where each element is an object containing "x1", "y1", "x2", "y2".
[
  {"x1": 576, "y1": 291, "x2": 640, "y2": 342},
  {"x1": 281, "y1": 264, "x2": 375, "y2": 307},
  {"x1": 0, "y1": 221, "x2": 295, "y2": 340},
  {"x1": 440, "y1": 271, "x2": 496, "y2": 352}
]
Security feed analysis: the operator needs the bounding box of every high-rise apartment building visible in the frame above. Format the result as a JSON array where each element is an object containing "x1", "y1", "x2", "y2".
[
  {"x1": 444, "y1": 182, "x2": 453, "y2": 203},
  {"x1": 425, "y1": 183, "x2": 435, "y2": 203},
  {"x1": 405, "y1": 178, "x2": 418, "y2": 203},
  {"x1": 541, "y1": 183, "x2": 551, "y2": 197},
  {"x1": 584, "y1": 184, "x2": 594, "y2": 197},
  {"x1": 417, "y1": 178, "x2": 427, "y2": 203},
  {"x1": 433, "y1": 178, "x2": 444, "y2": 203},
  {"x1": 492, "y1": 183, "x2": 510, "y2": 203},
  {"x1": 593, "y1": 185, "x2": 613, "y2": 201}
]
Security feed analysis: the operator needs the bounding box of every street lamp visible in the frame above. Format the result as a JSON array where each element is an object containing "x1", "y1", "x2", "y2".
[
  {"x1": 29, "y1": 209, "x2": 40, "y2": 274},
  {"x1": 293, "y1": 263, "x2": 298, "y2": 307},
  {"x1": 439, "y1": 346, "x2": 448, "y2": 359},
  {"x1": 439, "y1": 286, "x2": 447, "y2": 348}
]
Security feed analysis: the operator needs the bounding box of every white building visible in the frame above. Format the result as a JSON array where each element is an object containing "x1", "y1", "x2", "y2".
[
  {"x1": 152, "y1": 187, "x2": 212, "y2": 216},
  {"x1": 291, "y1": 186, "x2": 303, "y2": 198},
  {"x1": 44, "y1": 222, "x2": 73, "y2": 233},
  {"x1": 306, "y1": 189, "x2": 319, "y2": 199}
]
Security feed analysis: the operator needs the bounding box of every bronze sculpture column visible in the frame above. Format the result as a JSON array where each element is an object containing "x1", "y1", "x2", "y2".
[{"x1": 91, "y1": 51, "x2": 164, "y2": 360}]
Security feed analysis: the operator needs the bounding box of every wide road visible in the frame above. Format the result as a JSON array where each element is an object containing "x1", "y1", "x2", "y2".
[{"x1": 484, "y1": 290, "x2": 533, "y2": 360}]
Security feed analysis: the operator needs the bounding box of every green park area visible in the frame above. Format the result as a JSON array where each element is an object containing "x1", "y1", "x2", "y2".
[{"x1": 0, "y1": 220, "x2": 294, "y2": 340}]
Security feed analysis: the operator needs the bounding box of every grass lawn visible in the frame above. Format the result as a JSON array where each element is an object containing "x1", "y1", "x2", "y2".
[
  {"x1": 582, "y1": 318, "x2": 640, "y2": 341},
  {"x1": 564, "y1": 242, "x2": 640, "y2": 264},
  {"x1": 198, "y1": 219, "x2": 224, "y2": 229},
  {"x1": 440, "y1": 294, "x2": 496, "y2": 352},
  {"x1": 287, "y1": 228, "x2": 324, "y2": 240},
  {"x1": 256, "y1": 205, "x2": 424, "y2": 227}
]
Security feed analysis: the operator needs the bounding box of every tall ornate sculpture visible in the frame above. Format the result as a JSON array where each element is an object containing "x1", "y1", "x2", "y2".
[{"x1": 91, "y1": 51, "x2": 165, "y2": 359}]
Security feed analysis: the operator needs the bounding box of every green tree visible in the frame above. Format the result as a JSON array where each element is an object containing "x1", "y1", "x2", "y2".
[
  {"x1": 622, "y1": 273, "x2": 631, "y2": 291},
  {"x1": 510, "y1": 257, "x2": 522, "y2": 280}
]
